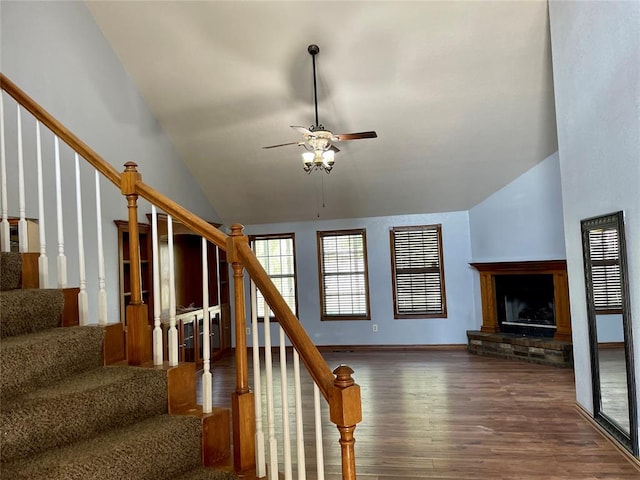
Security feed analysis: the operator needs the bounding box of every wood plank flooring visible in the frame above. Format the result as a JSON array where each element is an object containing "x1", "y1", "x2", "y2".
[{"x1": 203, "y1": 349, "x2": 639, "y2": 479}]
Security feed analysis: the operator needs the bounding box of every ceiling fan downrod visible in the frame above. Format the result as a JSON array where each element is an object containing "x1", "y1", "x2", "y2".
[{"x1": 308, "y1": 44, "x2": 321, "y2": 130}]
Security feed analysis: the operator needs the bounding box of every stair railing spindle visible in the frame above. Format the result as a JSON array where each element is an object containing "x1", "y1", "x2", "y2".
[
  {"x1": 74, "y1": 153, "x2": 88, "y2": 325},
  {"x1": 53, "y1": 136, "x2": 67, "y2": 287},
  {"x1": 202, "y1": 236, "x2": 212, "y2": 414},
  {"x1": 151, "y1": 205, "x2": 163, "y2": 365},
  {"x1": 0, "y1": 92, "x2": 9, "y2": 251},
  {"x1": 36, "y1": 121, "x2": 48, "y2": 287},
  {"x1": 167, "y1": 214, "x2": 178, "y2": 366},
  {"x1": 293, "y1": 349, "x2": 306, "y2": 480},
  {"x1": 94, "y1": 170, "x2": 107, "y2": 325},
  {"x1": 313, "y1": 383, "x2": 325, "y2": 480},
  {"x1": 16, "y1": 105, "x2": 28, "y2": 252},
  {"x1": 279, "y1": 326, "x2": 293, "y2": 480},
  {"x1": 263, "y1": 298, "x2": 279, "y2": 480},
  {"x1": 250, "y1": 280, "x2": 266, "y2": 478}
]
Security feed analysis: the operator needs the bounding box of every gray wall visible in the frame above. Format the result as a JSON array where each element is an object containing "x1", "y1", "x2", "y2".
[
  {"x1": 1, "y1": 1, "x2": 220, "y2": 323},
  {"x1": 549, "y1": 0, "x2": 640, "y2": 438}
]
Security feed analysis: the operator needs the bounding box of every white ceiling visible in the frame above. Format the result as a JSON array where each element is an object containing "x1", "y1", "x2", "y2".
[{"x1": 86, "y1": 0, "x2": 558, "y2": 226}]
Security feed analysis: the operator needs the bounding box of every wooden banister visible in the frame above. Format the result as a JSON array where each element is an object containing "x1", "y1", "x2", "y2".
[
  {"x1": 135, "y1": 181, "x2": 227, "y2": 250},
  {"x1": 0, "y1": 73, "x2": 122, "y2": 188},
  {"x1": 236, "y1": 240, "x2": 335, "y2": 399}
]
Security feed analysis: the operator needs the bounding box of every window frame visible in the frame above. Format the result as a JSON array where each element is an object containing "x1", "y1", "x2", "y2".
[
  {"x1": 317, "y1": 228, "x2": 371, "y2": 321},
  {"x1": 249, "y1": 232, "x2": 299, "y2": 321},
  {"x1": 389, "y1": 224, "x2": 447, "y2": 319}
]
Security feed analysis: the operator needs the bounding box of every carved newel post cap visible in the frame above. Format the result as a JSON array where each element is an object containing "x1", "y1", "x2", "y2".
[
  {"x1": 123, "y1": 161, "x2": 138, "y2": 171},
  {"x1": 229, "y1": 223, "x2": 245, "y2": 236},
  {"x1": 333, "y1": 365, "x2": 355, "y2": 388}
]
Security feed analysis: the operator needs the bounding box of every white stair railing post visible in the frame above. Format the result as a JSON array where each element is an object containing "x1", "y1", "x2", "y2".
[
  {"x1": 250, "y1": 280, "x2": 266, "y2": 477},
  {"x1": 201, "y1": 237, "x2": 213, "y2": 414},
  {"x1": 0, "y1": 92, "x2": 9, "y2": 251},
  {"x1": 94, "y1": 170, "x2": 107, "y2": 324},
  {"x1": 74, "y1": 153, "x2": 88, "y2": 325},
  {"x1": 54, "y1": 136, "x2": 67, "y2": 287},
  {"x1": 16, "y1": 106, "x2": 27, "y2": 252},
  {"x1": 263, "y1": 298, "x2": 278, "y2": 480},
  {"x1": 167, "y1": 215, "x2": 178, "y2": 366},
  {"x1": 279, "y1": 326, "x2": 293, "y2": 480},
  {"x1": 36, "y1": 122, "x2": 48, "y2": 287},
  {"x1": 293, "y1": 349, "x2": 306, "y2": 480},
  {"x1": 313, "y1": 384, "x2": 325, "y2": 480},
  {"x1": 151, "y1": 206, "x2": 163, "y2": 365}
]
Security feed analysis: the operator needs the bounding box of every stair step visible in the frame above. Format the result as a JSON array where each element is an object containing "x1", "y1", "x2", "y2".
[
  {"x1": 0, "y1": 289, "x2": 64, "y2": 338},
  {"x1": 0, "y1": 252, "x2": 22, "y2": 291},
  {"x1": 0, "y1": 326, "x2": 104, "y2": 400},
  {"x1": 1, "y1": 365, "x2": 168, "y2": 462},
  {"x1": 1, "y1": 414, "x2": 203, "y2": 480},
  {"x1": 173, "y1": 467, "x2": 238, "y2": 480}
]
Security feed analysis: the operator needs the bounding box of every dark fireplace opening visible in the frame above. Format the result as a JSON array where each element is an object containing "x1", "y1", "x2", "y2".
[{"x1": 495, "y1": 274, "x2": 556, "y2": 337}]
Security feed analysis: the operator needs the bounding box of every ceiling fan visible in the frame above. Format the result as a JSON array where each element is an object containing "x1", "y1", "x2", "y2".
[{"x1": 263, "y1": 44, "x2": 378, "y2": 173}]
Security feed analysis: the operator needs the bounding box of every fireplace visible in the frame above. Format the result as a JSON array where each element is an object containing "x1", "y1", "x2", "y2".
[
  {"x1": 467, "y1": 261, "x2": 572, "y2": 367},
  {"x1": 470, "y1": 260, "x2": 571, "y2": 342}
]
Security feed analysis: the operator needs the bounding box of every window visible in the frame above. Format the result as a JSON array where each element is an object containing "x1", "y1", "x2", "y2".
[
  {"x1": 390, "y1": 224, "x2": 447, "y2": 318},
  {"x1": 588, "y1": 227, "x2": 622, "y2": 313},
  {"x1": 317, "y1": 229, "x2": 370, "y2": 320},
  {"x1": 250, "y1": 233, "x2": 297, "y2": 319}
]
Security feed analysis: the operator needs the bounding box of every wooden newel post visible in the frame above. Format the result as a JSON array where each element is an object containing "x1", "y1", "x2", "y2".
[
  {"x1": 227, "y1": 223, "x2": 255, "y2": 471},
  {"x1": 121, "y1": 162, "x2": 151, "y2": 365},
  {"x1": 330, "y1": 365, "x2": 362, "y2": 480}
]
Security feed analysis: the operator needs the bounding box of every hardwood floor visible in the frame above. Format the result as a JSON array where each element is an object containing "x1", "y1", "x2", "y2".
[{"x1": 203, "y1": 349, "x2": 639, "y2": 479}]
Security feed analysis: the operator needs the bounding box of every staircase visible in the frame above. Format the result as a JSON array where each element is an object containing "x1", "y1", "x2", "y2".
[{"x1": 0, "y1": 252, "x2": 236, "y2": 480}]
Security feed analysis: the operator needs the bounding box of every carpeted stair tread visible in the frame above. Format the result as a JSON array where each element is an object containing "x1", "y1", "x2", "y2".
[
  {"x1": 1, "y1": 414, "x2": 203, "y2": 480},
  {"x1": 1, "y1": 365, "x2": 168, "y2": 462},
  {"x1": 173, "y1": 467, "x2": 239, "y2": 480},
  {"x1": 0, "y1": 288, "x2": 64, "y2": 338},
  {"x1": 0, "y1": 252, "x2": 21, "y2": 291},
  {"x1": 0, "y1": 326, "x2": 104, "y2": 400}
]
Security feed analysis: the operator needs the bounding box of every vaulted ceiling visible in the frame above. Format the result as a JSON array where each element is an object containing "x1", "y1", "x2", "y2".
[{"x1": 86, "y1": 0, "x2": 558, "y2": 225}]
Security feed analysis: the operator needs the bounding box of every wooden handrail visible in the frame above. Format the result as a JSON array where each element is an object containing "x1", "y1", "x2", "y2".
[
  {"x1": 136, "y1": 181, "x2": 227, "y2": 250},
  {"x1": 0, "y1": 73, "x2": 122, "y2": 188},
  {"x1": 236, "y1": 240, "x2": 335, "y2": 400}
]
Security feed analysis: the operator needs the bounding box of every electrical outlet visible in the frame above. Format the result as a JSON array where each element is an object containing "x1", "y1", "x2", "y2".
[
  {"x1": 246, "y1": 327, "x2": 251, "y2": 335},
  {"x1": 372, "y1": 324, "x2": 378, "y2": 332}
]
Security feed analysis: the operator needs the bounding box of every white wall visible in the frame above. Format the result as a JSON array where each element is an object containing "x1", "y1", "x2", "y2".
[
  {"x1": 241, "y1": 211, "x2": 476, "y2": 346},
  {"x1": 1, "y1": 1, "x2": 220, "y2": 323},
  {"x1": 468, "y1": 152, "x2": 566, "y2": 262},
  {"x1": 549, "y1": 0, "x2": 640, "y2": 442}
]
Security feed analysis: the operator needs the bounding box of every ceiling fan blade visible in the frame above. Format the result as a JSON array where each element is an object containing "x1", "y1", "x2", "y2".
[
  {"x1": 262, "y1": 141, "x2": 300, "y2": 149},
  {"x1": 334, "y1": 131, "x2": 378, "y2": 141},
  {"x1": 291, "y1": 125, "x2": 314, "y2": 136},
  {"x1": 329, "y1": 144, "x2": 340, "y2": 153}
]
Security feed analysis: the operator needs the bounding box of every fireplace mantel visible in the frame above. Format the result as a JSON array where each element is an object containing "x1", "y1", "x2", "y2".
[{"x1": 470, "y1": 260, "x2": 572, "y2": 342}]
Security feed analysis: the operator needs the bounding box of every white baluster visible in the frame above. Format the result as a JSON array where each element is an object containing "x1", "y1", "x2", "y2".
[
  {"x1": 0, "y1": 93, "x2": 10, "y2": 252},
  {"x1": 95, "y1": 171, "x2": 107, "y2": 324},
  {"x1": 74, "y1": 154, "x2": 88, "y2": 325},
  {"x1": 293, "y1": 349, "x2": 306, "y2": 480},
  {"x1": 313, "y1": 383, "x2": 325, "y2": 480},
  {"x1": 250, "y1": 280, "x2": 266, "y2": 478},
  {"x1": 280, "y1": 326, "x2": 292, "y2": 480},
  {"x1": 36, "y1": 122, "x2": 48, "y2": 287},
  {"x1": 202, "y1": 237, "x2": 212, "y2": 414},
  {"x1": 16, "y1": 106, "x2": 27, "y2": 252},
  {"x1": 54, "y1": 136, "x2": 67, "y2": 287},
  {"x1": 151, "y1": 206, "x2": 163, "y2": 364},
  {"x1": 263, "y1": 298, "x2": 279, "y2": 480},
  {"x1": 167, "y1": 215, "x2": 178, "y2": 366}
]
